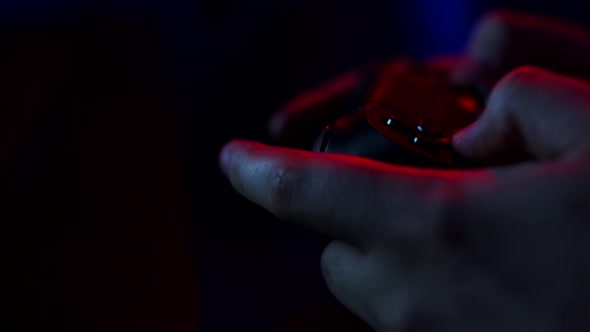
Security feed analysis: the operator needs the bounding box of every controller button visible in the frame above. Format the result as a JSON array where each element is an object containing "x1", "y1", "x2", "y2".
[
  {"x1": 384, "y1": 117, "x2": 415, "y2": 136},
  {"x1": 416, "y1": 124, "x2": 440, "y2": 137},
  {"x1": 415, "y1": 119, "x2": 442, "y2": 139}
]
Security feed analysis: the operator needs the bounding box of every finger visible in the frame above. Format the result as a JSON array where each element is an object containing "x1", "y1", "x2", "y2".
[
  {"x1": 452, "y1": 9, "x2": 590, "y2": 85},
  {"x1": 219, "y1": 139, "x2": 478, "y2": 245},
  {"x1": 321, "y1": 241, "x2": 454, "y2": 332},
  {"x1": 453, "y1": 66, "x2": 590, "y2": 163},
  {"x1": 268, "y1": 69, "x2": 367, "y2": 148},
  {"x1": 320, "y1": 241, "x2": 374, "y2": 325},
  {"x1": 321, "y1": 241, "x2": 417, "y2": 332}
]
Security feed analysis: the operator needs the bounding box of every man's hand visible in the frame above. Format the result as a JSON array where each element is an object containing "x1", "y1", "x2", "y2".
[
  {"x1": 221, "y1": 66, "x2": 590, "y2": 331},
  {"x1": 220, "y1": 10, "x2": 590, "y2": 332}
]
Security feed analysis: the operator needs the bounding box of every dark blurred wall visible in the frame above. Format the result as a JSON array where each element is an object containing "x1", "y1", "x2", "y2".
[{"x1": 3, "y1": 17, "x2": 200, "y2": 332}]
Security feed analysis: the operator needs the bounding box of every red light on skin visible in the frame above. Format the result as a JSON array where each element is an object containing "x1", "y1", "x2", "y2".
[{"x1": 457, "y1": 96, "x2": 479, "y2": 113}]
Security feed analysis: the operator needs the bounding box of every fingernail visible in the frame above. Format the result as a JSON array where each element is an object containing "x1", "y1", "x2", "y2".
[{"x1": 219, "y1": 139, "x2": 259, "y2": 176}]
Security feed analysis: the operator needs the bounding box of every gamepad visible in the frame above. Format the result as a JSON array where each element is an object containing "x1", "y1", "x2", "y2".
[{"x1": 312, "y1": 58, "x2": 488, "y2": 168}]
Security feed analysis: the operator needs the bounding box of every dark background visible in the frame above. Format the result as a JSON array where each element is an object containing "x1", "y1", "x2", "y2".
[{"x1": 3, "y1": 1, "x2": 589, "y2": 331}]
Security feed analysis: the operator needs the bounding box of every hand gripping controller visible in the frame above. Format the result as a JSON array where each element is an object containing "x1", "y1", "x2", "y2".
[{"x1": 312, "y1": 58, "x2": 488, "y2": 168}]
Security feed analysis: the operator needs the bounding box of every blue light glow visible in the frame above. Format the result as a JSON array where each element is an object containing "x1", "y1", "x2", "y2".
[{"x1": 408, "y1": 0, "x2": 475, "y2": 56}]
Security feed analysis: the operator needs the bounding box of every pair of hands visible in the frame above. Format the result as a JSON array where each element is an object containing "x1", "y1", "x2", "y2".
[{"x1": 220, "y1": 10, "x2": 590, "y2": 332}]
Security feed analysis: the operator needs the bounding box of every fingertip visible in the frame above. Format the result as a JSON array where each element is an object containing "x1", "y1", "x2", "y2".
[
  {"x1": 219, "y1": 139, "x2": 262, "y2": 177},
  {"x1": 218, "y1": 142, "x2": 233, "y2": 177}
]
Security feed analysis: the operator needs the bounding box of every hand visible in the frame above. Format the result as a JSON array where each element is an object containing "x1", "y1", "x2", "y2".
[
  {"x1": 219, "y1": 10, "x2": 590, "y2": 332},
  {"x1": 269, "y1": 9, "x2": 590, "y2": 150}
]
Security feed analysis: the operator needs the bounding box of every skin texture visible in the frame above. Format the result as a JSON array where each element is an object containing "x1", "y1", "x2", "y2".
[{"x1": 220, "y1": 10, "x2": 590, "y2": 332}]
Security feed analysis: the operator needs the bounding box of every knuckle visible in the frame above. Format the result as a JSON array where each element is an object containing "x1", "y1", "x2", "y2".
[
  {"x1": 496, "y1": 65, "x2": 542, "y2": 96},
  {"x1": 469, "y1": 9, "x2": 537, "y2": 67},
  {"x1": 320, "y1": 242, "x2": 343, "y2": 284},
  {"x1": 319, "y1": 242, "x2": 359, "y2": 310},
  {"x1": 320, "y1": 243, "x2": 337, "y2": 283},
  {"x1": 268, "y1": 162, "x2": 299, "y2": 217},
  {"x1": 503, "y1": 65, "x2": 545, "y2": 83},
  {"x1": 475, "y1": 8, "x2": 529, "y2": 41},
  {"x1": 471, "y1": 10, "x2": 514, "y2": 48},
  {"x1": 478, "y1": 9, "x2": 513, "y2": 31},
  {"x1": 488, "y1": 65, "x2": 544, "y2": 116}
]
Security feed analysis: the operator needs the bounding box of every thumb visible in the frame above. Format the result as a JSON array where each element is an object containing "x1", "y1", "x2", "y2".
[{"x1": 453, "y1": 66, "x2": 590, "y2": 163}]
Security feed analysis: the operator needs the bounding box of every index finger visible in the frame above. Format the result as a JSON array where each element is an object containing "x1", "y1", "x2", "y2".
[{"x1": 219, "y1": 139, "x2": 487, "y2": 246}]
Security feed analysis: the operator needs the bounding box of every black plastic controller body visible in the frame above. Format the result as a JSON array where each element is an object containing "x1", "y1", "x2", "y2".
[{"x1": 312, "y1": 58, "x2": 487, "y2": 168}]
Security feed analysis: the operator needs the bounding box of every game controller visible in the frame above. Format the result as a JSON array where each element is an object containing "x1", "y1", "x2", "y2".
[{"x1": 312, "y1": 58, "x2": 488, "y2": 168}]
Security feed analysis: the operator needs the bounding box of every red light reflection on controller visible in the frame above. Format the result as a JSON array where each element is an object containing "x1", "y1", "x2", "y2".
[{"x1": 457, "y1": 96, "x2": 479, "y2": 113}]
